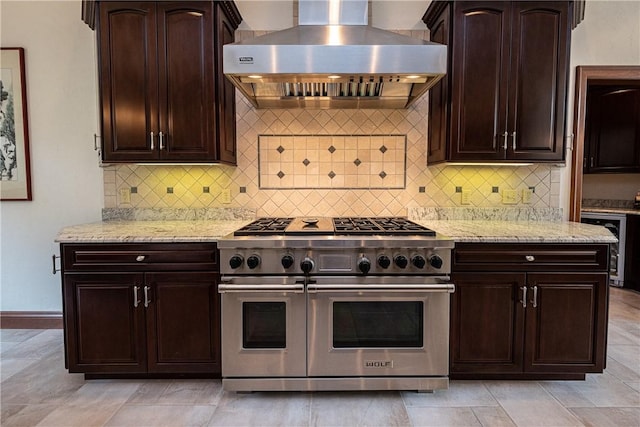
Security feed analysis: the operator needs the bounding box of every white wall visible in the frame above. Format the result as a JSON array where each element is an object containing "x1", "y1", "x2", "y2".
[{"x1": 0, "y1": 1, "x2": 103, "y2": 311}]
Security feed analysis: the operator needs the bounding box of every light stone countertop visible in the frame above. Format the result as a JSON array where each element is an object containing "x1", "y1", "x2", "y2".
[
  {"x1": 582, "y1": 207, "x2": 640, "y2": 216},
  {"x1": 56, "y1": 219, "x2": 617, "y2": 244},
  {"x1": 414, "y1": 220, "x2": 618, "y2": 244},
  {"x1": 55, "y1": 220, "x2": 252, "y2": 243}
]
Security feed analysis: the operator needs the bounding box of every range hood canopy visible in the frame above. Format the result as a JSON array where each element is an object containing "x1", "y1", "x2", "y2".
[{"x1": 223, "y1": 0, "x2": 447, "y2": 109}]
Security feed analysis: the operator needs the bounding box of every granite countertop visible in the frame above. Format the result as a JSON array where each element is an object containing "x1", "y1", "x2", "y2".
[
  {"x1": 582, "y1": 207, "x2": 640, "y2": 216},
  {"x1": 414, "y1": 220, "x2": 618, "y2": 244},
  {"x1": 55, "y1": 220, "x2": 252, "y2": 243},
  {"x1": 56, "y1": 219, "x2": 617, "y2": 244}
]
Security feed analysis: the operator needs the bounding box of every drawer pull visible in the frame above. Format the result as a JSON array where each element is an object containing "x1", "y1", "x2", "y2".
[
  {"x1": 136, "y1": 255, "x2": 146, "y2": 262},
  {"x1": 520, "y1": 286, "x2": 527, "y2": 308},
  {"x1": 525, "y1": 255, "x2": 535, "y2": 262},
  {"x1": 52, "y1": 254, "x2": 61, "y2": 274}
]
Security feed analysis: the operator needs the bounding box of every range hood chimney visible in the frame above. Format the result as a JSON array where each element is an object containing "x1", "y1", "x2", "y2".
[{"x1": 223, "y1": 0, "x2": 447, "y2": 109}]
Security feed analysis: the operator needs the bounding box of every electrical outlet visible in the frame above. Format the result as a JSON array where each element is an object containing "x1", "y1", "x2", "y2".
[
  {"x1": 522, "y1": 188, "x2": 533, "y2": 204},
  {"x1": 119, "y1": 188, "x2": 131, "y2": 203},
  {"x1": 460, "y1": 190, "x2": 471, "y2": 205},
  {"x1": 220, "y1": 188, "x2": 231, "y2": 204},
  {"x1": 502, "y1": 189, "x2": 518, "y2": 204}
]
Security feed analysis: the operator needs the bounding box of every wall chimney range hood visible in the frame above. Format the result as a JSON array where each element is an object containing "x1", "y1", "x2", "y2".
[{"x1": 223, "y1": 0, "x2": 447, "y2": 109}]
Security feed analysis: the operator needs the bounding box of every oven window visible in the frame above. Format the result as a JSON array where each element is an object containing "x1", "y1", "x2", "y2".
[
  {"x1": 333, "y1": 301, "x2": 423, "y2": 348},
  {"x1": 242, "y1": 302, "x2": 286, "y2": 348}
]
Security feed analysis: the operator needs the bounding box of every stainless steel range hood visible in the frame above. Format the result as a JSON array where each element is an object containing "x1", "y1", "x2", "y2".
[{"x1": 223, "y1": 0, "x2": 446, "y2": 109}]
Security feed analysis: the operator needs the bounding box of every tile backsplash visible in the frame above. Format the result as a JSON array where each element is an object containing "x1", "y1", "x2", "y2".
[{"x1": 102, "y1": 30, "x2": 562, "y2": 218}]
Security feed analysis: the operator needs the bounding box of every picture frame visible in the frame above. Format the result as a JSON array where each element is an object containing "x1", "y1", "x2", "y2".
[{"x1": 1, "y1": 47, "x2": 32, "y2": 201}]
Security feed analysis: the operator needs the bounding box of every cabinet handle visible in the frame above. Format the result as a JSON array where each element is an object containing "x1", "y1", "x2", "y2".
[
  {"x1": 134, "y1": 286, "x2": 141, "y2": 308},
  {"x1": 159, "y1": 132, "x2": 165, "y2": 150},
  {"x1": 520, "y1": 286, "x2": 527, "y2": 308},
  {"x1": 502, "y1": 132, "x2": 509, "y2": 150},
  {"x1": 150, "y1": 132, "x2": 155, "y2": 150},
  {"x1": 530, "y1": 285, "x2": 538, "y2": 308},
  {"x1": 511, "y1": 131, "x2": 517, "y2": 150},
  {"x1": 144, "y1": 286, "x2": 151, "y2": 308},
  {"x1": 136, "y1": 255, "x2": 146, "y2": 262},
  {"x1": 525, "y1": 255, "x2": 535, "y2": 262},
  {"x1": 52, "y1": 254, "x2": 60, "y2": 274},
  {"x1": 590, "y1": 157, "x2": 594, "y2": 168}
]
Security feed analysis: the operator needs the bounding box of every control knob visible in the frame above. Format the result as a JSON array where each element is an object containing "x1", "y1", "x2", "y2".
[
  {"x1": 411, "y1": 255, "x2": 426, "y2": 269},
  {"x1": 246, "y1": 255, "x2": 261, "y2": 269},
  {"x1": 394, "y1": 255, "x2": 408, "y2": 269},
  {"x1": 300, "y1": 256, "x2": 315, "y2": 275},
  {"x1": 281, "y1": 254, "x2": 294, "y2": 269},
  {"x1": 429, "y1": 254, "x2": 444, "y2": 269},
  {"x1": 358, "y1": 256, "x2": 371, "y2": 275},
  {"x1": 377, "y1": 255, "x2": 391, "y2": 269},
  {"x1": 229, "y1": 255, "x2": 244, "y2": 269}
]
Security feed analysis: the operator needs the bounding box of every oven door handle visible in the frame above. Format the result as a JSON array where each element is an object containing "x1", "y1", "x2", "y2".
[
  {"x1": 306, "y1": 283, "x2": 455, "y2": 293},
  {"x1": 218, "y1": 283, "x2": 305, "y2": 293}
]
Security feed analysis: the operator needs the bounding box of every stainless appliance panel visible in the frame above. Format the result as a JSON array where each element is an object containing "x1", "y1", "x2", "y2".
[
  {"x1": 307, "y1": 276, "x2": 453, "y2": 377},
  {"x1": 220, "y1": 276, "x2": 307, "y2": 378},
  {"x1": 581, "y1": 211, "x2": 626, "y2": 286}
]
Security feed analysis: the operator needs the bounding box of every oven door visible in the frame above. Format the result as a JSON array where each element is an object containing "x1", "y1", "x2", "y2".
[
  {"x1": 307, "y1": 276, "x2": 454, "y2": 377},
  {"x1": 219, "y1": 276, "x2": 306, "y2": 377}
]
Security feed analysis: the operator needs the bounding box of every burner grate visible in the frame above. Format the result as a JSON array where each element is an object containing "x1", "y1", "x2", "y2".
[
  {"x1": 234, "y1": 218, "x2": 294, "y2": 236},
  {"x1": 333, "y1": 217, "x2": 436, "y2": 236}
]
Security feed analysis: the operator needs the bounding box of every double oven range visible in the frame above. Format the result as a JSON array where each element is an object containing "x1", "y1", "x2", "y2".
[{"x1": 218, "y1": 217, "x2": 455, "y2": 392}]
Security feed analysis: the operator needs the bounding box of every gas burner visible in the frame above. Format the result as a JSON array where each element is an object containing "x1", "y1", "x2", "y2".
[
  {"x1": 333, "y1": 217, "x2": 436, "y2": 236},
  {"x1": 233, "y1": 217, "x2": 293, "y2": 236}
]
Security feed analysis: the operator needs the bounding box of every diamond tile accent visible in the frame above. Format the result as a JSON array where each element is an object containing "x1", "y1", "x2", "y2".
[
  {"x1": 380, "y1": 145, "x2": 387, "y2": 153},
  {"x1": 328, "y1": 145, "x2": 336, "y2": 153},
  {"x1": 354, "y1": 159, "x2": 362, "y2": 166},
  {"x1": 328, "y1": 171, "x2": 336, "y2": 179},
  {"x1": 276, "y1": 145, "x2": 285, "y2": 153},
  {"x1": 277, "y1": 171, "x2": 285, "y2": 179},
  {"x1": 303, "y1": 159, "x2": 310, "y2": 166},
  {"x1": 379, "y1": 171, "x2": 387, "y2": 179}
]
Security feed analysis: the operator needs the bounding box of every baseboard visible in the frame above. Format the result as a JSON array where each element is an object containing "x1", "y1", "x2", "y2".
[{"x1": 0, "y1": 311, "x2": 63, "y2": 329}]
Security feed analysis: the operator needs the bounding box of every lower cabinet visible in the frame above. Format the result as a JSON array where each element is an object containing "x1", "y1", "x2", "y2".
[
  {"x1": 450, "y1": 243, "x2": 609, "y2": 379},
  {"x1": 61, "y1": 243, "x2": 220, "y2": 377}
]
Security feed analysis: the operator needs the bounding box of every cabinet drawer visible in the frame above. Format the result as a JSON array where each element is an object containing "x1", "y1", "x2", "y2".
[
  {"x1": 453, "y1": 243, "x2": 609, "y2": 272},
  {"x1": 62, "y1": 243, "x2": 218, "y2": 272}
]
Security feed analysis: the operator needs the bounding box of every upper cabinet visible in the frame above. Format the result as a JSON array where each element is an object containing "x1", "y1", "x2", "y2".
[
  {"x1": 96, "y1": 1, "x2": 242, "y2": 164},
  {"x1": 423, "y1": 1, "x2": 572, "y2": 164},
  {"x1": 583, "y1": 85, "x2": 640, "y2": 174}
]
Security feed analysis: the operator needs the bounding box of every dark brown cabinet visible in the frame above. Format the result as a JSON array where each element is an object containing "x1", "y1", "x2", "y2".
[
  {"x1": 97, "y1": 1, "x2": 242, "y2": 164},
  {"x1": 583, "y1": 85, "x2": 640, "y2": 173},
  {"x1": 61, "y1": 243, "x2": 221, "y2": 377},
  {"x1": 423, "y1": 1, "x2": 571, "y2": 164},
  {"x1": 450, "y1": 243, "x2": 609, "y2": 379}
]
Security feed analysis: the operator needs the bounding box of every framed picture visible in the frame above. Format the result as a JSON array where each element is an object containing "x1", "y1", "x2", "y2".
[{"x1": 1, "y1": 47, "x2": 32, "y2": 201}]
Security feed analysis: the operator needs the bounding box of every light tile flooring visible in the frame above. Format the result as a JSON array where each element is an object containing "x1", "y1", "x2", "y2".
[{"x1": 1, "y1": 287, "x2": 639, "y2": 427}]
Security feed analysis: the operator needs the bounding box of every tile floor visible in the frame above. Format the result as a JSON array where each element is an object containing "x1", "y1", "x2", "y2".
[{"x1": 1, "y1": 287, "x2": 639, "y2": 426}]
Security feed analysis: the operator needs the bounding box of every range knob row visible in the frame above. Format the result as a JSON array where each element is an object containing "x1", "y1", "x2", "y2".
[{"x1": 376, "y1": 254, "x2": 443, "y2": 270}]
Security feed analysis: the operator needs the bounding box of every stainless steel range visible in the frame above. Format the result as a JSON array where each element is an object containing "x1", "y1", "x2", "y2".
[{"x1": 218, "y1": 217, "x2": 455, "y2": 392}]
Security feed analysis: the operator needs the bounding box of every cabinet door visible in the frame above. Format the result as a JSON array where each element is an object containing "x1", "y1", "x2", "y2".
[
  {"x1": 63, "y1": 273, "x2": 146, "y2": 373},
  {"x1": 157, "y1": 2, "x2": 217, "y2": 161},
  {"x1": 145, "y1": 272, "x2": 220, "y2": 374},
  {"x1": 215, "y1": 4, "x2": 238, "y2": 164},
  {"x1": 525, "y1": 273, "x2": 608, "y2": 373},
  {"x1": 99, "y1": 2, "x2": 159, "y2": 162},
  {"x1": 449, "y1": 1, "x2": 510, "y2": 161},
  {"x1": 450, "y1": 272, "x2": 526, "y2": 374},
  {"x1": 585, "y1": 86, "x2": 640, "y2": 173},
  {"x1": 507, "y1": 2, "x2": 569, "y2": 161}
]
